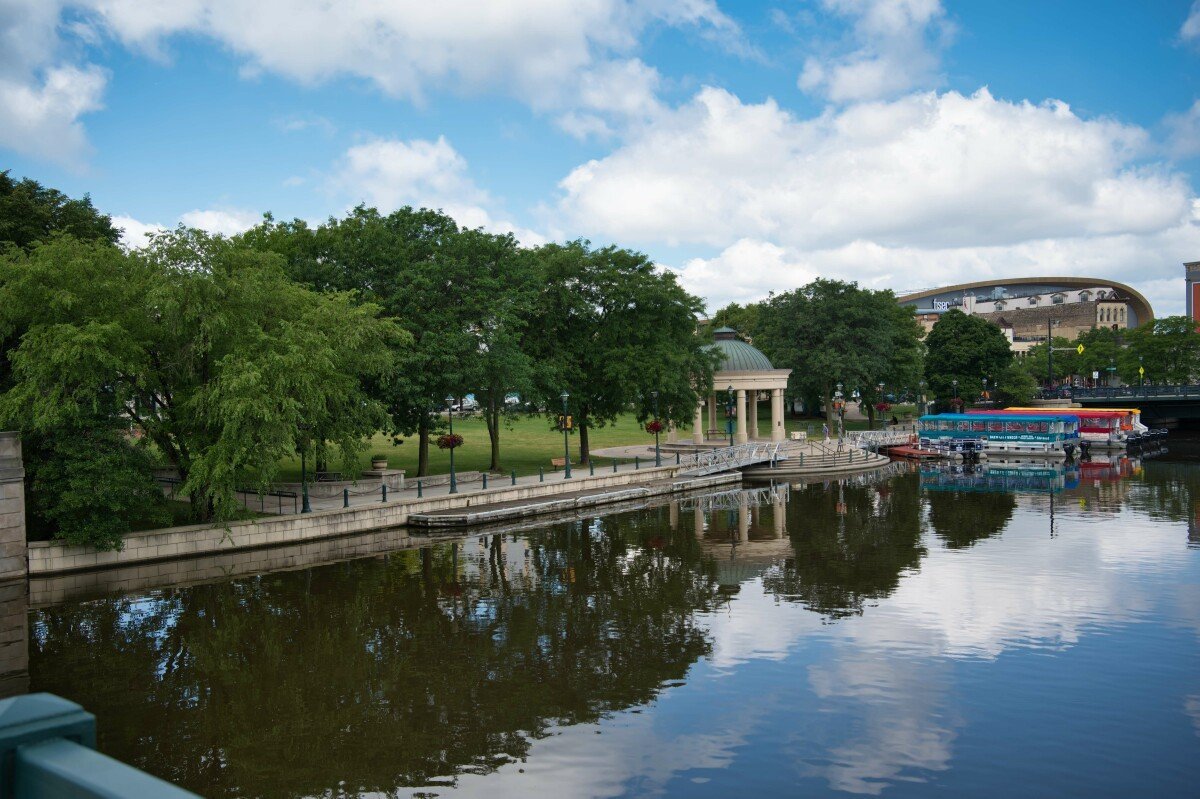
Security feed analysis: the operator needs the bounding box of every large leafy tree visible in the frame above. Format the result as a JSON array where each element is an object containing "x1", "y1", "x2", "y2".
[
  {"x1": 526, "y1": 241, "x2": 715, "y2": 463},
  {"x1": 1122, "y1": 316, "x2": 1200, "y2": 385},
  {"x1": 247, "y1": 207, "x2": 532, "y2": 475},
  {"x1": 755, "y1": 279, "x2": 923, "y2": 428},
  {"x1": 923, "y1": 309, "x2": 1013, "y2": 405},
  {"x1": 0, "y1": 231, "x2": 403, "y2": 523},
  {"x1": 0, "y1": 170, "x2": 120, "y2": 253}
]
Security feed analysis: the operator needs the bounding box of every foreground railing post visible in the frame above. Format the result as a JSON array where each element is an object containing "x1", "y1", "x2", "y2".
[
  {"x1": 0, "y1": 694, "x2": 200, "y2": 798},
  {"x1": 343, "y1": 488, "x2": 349, "y2": 508}
]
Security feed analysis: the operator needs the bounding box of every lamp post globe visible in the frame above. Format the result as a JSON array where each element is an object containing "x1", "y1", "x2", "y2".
[
  {"x1": 559, "y1": 391, "x2": 572, "y2": 479},
  {"x1": 445, "y1": 394, "x2": 458, "y2": 494},
  {"x1": 651, "y1": 390, "x2": 661, "y2": 467}
]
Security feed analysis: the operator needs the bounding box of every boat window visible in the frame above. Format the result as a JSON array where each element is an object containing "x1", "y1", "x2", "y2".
[
  {"x1": 1005, "y1": 421, "x2": 1024, "y2": 432},
  {"x1": 988, "y1": 421, "x2": 1004, "y2": 432},
  {"x1": 1028, "y1": 422, "x2": 1048, "y2": 433},
  {"x1": 956, "y1": 421, "x2": 971, "y2": 431},
  {"x1": 971, "y1": 421, "x2": 987, "y2": 432}
]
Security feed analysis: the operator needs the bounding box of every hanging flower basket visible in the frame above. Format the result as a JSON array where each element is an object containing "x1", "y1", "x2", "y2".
[
  {"x1": 874, "y1": 401, "x2": 892, "y2": 413},
  {"x1": 436, "y1": 433, "x2": 464, "y2": 450},
  {"x1": 645, "y1": 419, "x2": 665, "y2": 435},
  {"x1": 949, "y1": 397, "x2": 965, "y2": 411}
]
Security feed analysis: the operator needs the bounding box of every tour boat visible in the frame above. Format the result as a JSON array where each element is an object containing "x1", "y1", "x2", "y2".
[
  {"x1": 918, "y1": 413, "x2": 1081, "y2": 457},
  {"x1": 971, "y1": 408, "x2": 1127, "y2": 448},
  {"x1": 1059, "y1": 407, "x2": 1168, "y2": 442}
]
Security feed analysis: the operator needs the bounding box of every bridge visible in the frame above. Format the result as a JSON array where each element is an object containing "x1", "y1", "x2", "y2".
[
  {"x1": 1066, "y1": 385, "x2": 1200, "y2": 423},
  {"x1": 677, "y1": 442, "x2": 788, "y2": 477}
]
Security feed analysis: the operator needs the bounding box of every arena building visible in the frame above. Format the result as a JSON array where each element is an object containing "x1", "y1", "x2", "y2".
[{"x1": 897, "y1": 277, "x2": 1155, "y2": 355}]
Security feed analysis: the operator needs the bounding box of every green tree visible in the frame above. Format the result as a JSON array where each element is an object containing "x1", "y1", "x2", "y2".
[
  {"x1": 526, "y1": 241, "x2": 715, "y2": 463},
  {"x1": 710, "y1": 301, "x2": 765, "y2": 342},
  {"x1": 993, "y1": 362, "x2": 1038, "y2": 406},
  {"x1": 0, "y1": 231, "x2": 403, "y2": 523},
  {"x1": 1017, "y1": 336, "x2": 1076, "y2": 387},
  {"x1": 755, "y1": 279, "x2": 923, "y2": 428},
  {"x1": 1123, "y1": 316, "x2": 1200, "y2": 384},
  {"x1": 923, "y1": 309, "x2": 1013, "y2": 405},
  {"x1": 0, "y1": 170, "x2": 120, "y2": 253},
  {"x1": 22, "y1": 419, "x2": 171, "y2": 549}
]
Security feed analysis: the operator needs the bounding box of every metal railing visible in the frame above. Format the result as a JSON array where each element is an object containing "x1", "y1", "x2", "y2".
[
  {"x1": 678, "y1": 442, "x2": 787, "y2": 476},
  {"x1": 0, "y1": 693, "x2": 199, "y2": 797},
  {"x1": 845, "y1": 430, "x2": 913, "y2": 451},
  {"x1": 678, "y1": 484, "x2": 788, "y2": 512},
  {"x1": 1067, "y1": 384, "x2": 1200, "y2": 399}
]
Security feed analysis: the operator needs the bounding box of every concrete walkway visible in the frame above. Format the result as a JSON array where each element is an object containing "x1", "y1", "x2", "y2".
[{"x1": 242, "y1": 455, "x2": 680, "y2": 515}]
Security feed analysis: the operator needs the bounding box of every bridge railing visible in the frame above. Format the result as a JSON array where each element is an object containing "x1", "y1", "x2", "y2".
[
  {"x1": 0, "y1": 693, "x2": 199, "y2": 798},
  {"x1": 845, "y1": 430, "x2": 912, "y2": 451},
  {"x1": 1065, "y1": 385, "x2": 1200, "y2": 399},
  {"x1": 678, "y1": 442, "x2": 786, "y2": 475}
]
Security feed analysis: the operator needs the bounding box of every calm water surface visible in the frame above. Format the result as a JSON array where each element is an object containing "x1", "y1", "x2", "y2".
[{"x1": 26, "y1": 448, "x2": 1200, "y2": 798}]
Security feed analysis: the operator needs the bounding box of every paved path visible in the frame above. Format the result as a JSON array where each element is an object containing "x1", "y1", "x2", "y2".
[{"x1": 241, "y1": 455, "x2": 676, "y2": 515}]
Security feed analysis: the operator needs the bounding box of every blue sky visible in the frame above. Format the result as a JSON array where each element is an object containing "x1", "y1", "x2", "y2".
[{"x1": 2, "y1": 1, "x2": 1199, "y2": 314}]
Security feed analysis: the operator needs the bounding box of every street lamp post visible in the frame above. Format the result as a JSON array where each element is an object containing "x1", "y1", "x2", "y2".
[
  {"x1": 919, "y1": 379, "x2": 927, "y2": 417},
  {"x1": 952, "y1": 378, "x2": 959, "y2": 409},
  {"x1": 1139, "y1": 355, "x2": 1144, "y2": 391},
  {"x1": 726, "y1": 385, "x2": 735, "y2": 447},
  {"x1": 300, "y1": 445, "x2": 312, "y2": 513},
  {"x1": 445, "y1": 395, "x2": 458, "y2": 494},
  {"x1": 560, "y1": 391, "x2": 572, "y2": 479},
  {"x1": 651, "y1": 390, "x2": 661, "y2": 467},
  {"x1": 1107, "y1": 358, "x2": 1117, "y2": 388},
  {"x1": 876, "y1": 382, "x2": 885, "y2": 429}
]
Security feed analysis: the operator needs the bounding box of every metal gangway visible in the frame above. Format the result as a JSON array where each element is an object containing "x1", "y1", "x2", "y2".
[
  {"x1": 678, "y1": 483, "x2": 788, "y2": 513},
  {"x1": 677, "y1": 441, "x2": 787, "y2": 476},
  {"x1": 844, "y1": 429, "x2": 913, "y2": 452}
]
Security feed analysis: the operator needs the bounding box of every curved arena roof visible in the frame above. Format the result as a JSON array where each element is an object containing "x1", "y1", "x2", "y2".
[{"x1": 897, "y1": 276, "x2": 1155, "y2": 328}]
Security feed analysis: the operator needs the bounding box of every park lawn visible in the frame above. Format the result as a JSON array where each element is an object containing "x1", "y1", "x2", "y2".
[
  {"x1": 273, "y1": 412, "x2": 659, "y2": 480},
  {"x1": 270, "y1": 403, "x2": 921, "y2": 482}
]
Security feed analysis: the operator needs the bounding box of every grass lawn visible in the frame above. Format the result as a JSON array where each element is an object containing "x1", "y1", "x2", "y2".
[{"x1": 270, "y1": 403, "x2": 921, "y2": 481}]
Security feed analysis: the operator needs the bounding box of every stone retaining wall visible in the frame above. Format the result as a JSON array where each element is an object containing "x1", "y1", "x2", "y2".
[
  {"x1": 0, "y1": 433, "x2": 25, "y2": 582},
  {"x1": 28, "y1": 464, "x2": 684, "y2": 576}
]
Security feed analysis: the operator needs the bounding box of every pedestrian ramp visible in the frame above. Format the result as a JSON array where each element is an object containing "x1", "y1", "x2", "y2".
[{"x1": 677, "y1": 442, "x2": 787, "y2": 476}]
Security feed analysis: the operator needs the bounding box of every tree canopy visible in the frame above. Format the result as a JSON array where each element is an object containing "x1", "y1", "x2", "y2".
[
  {"x1": 525, "y1": 241, "x2": 716, "y2": 462},
  {"x1": 0, "y1": 231, "x2": 404, "y2": 525},
  {"x1": 0, "y1": 170, "x2": 120, "y2": 252},
  {"x1": 923, "y1": 309, "x2": 1013, "y2": 404},
  {"x1": 753, "y1": 279, "x2": 923, "y2": 426}
]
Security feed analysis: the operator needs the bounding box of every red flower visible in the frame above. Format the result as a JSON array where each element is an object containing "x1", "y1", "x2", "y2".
[
  {"x1": 436, "y1": 433, "x2": 464, "y2": 450},
  {"x1": 645, "y1": 419, "x2": 665, "y2": 434}
]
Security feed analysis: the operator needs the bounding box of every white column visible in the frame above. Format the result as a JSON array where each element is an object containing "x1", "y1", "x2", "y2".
[
  {"x1": 667, "y1": 421, "x2": 678, "y2": 443},
  {"x1": 707, "y1": 395, "x2": 717, "y2": 437},
  {"x1": 771, "y1": 388, "x2": 786, "y2": 442},
  {"x1": 737, "y1": 504, "x2": 750, "y2": 542},
  {"x1": 693, "y1": 401, "x2": 705, "y2": 444},
  {"x1": 669, "y1": 500, "x2": 679, "y2": 530},
  {"x1": 748, "y1": 392, "x2": 758, "y2": 440},
  {"x1": 694, "y1": 506, "x2": 705, "y2": 539},
  {"x1": 735, "y1": 389, "x2": 748, "y2": 444}
]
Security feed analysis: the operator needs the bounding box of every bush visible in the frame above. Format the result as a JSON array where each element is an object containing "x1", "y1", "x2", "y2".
[{"x1": 24, "y1": 423, "x2": 171, "y2": 550}]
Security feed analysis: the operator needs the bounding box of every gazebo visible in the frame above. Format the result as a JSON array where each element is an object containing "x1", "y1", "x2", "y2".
[{"x1": 691, "y1": 327, "x2": 792, "y2": 445}]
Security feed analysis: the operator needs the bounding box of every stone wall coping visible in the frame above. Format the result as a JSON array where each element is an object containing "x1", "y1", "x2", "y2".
[{"x1": 28, "y1": 465, "x2": 683, "y2": 573}]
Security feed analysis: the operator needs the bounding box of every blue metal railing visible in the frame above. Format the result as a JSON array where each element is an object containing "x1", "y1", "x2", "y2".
[{"x1": 0, "y1": 693, "x2": 199, "y2": 798}]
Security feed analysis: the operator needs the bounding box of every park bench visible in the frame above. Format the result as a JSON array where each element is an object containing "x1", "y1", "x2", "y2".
[
  {"x1": 706, "y1": 428, "x2": 725, "y2": 440},
  {"x1": 551, "y1": 457, "x2": 572, "y2": 470}
]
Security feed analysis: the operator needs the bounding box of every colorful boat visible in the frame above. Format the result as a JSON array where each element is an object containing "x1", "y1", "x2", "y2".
[
  {"x1": 971, "y1": 408, "x2": 1127, "y2": 448},
  {"x1": 918, "y1": 413, "x2": 1081, "y2": 457}
]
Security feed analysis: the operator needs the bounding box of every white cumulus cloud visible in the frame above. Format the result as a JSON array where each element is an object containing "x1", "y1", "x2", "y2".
[
  {"x1": 1182, "y1": 1, "x2": 1200, "y2": 43},
  {"x1": 799, "y1": 0, "x2": 952, "y2": 102},
  {"x1": 178, "y1": 208, "x2": 262, "y2": 237},
  {"x1": 331, "y1": 136, "x2": 547, "y2": 246},
  {"x1": 553, "y1": 86, "x2": 1200, "y2": 314}
]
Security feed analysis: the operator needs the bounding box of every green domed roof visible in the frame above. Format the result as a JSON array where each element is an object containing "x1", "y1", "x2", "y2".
[{"x1": 707, "y1": 327, "x2": 774, "y2": 371}]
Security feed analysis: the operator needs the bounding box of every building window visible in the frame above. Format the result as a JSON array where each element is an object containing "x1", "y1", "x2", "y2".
[
  {"x1": 1078, "y1": 290, "x2": 1092, "y2": 302},
  {"x1": 995, "y1": 300, "x2": 1006, "y2": 310},
  {"x1": 1096, "y1": 290, "x2": 1107, "y2": 300},
  {"x1": 1120, "y1": 307, "x2": 1126, "y2": 323},
  {"x1": 1051, "y1": 293, "x2": 1065, "y2": 304},
  {"x1": 1028, "y1": 296, "x2": 1038, "y2": 306}
]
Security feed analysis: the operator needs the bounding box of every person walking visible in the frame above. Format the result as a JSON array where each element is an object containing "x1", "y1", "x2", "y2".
[{"x1": 822, "y1": 422, "x2": 830, "y2": 441}]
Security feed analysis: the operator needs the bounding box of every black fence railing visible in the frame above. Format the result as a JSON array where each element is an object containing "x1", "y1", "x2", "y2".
[{"x1": 1052, "y1": 385, "x2": 1200, "y2": 400}]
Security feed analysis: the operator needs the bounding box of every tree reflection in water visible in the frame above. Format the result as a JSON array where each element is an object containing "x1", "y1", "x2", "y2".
[
  {"x1": 30, "y1": 515, "x2": 724, "y2": 798},
  {"x1": 762, "y1": 472, "x2": 924, "y2": 619},
  {"x1": 927, "y1": 489, "x2": 1016, "y2": 549}
]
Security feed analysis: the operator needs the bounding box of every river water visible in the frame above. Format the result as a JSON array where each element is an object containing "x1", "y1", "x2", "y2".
[{"x1": 26, "y1": 447, "x2": 1200, "y2": 798}]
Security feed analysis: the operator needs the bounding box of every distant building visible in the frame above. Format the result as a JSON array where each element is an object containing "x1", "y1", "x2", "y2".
[
  {"x1": 898, "y1": 277, "x2": 1154, "y2": 355},
  {"x1": 1186, "y1": 261, "x2": 1200, "y2": 324}
]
